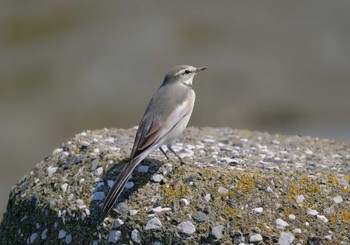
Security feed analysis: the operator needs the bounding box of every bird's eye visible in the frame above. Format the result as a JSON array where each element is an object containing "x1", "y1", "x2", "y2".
[{"x1": 184, "y1": 70, "x2": 190, "y2": 74}]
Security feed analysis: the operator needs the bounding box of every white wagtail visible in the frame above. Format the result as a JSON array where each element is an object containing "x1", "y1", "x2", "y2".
[{"x1": 102, "y1": 65, "x2": 206, "y2": 213}]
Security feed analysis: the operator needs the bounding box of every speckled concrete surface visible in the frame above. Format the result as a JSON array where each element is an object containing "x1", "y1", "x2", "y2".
[{"x1": 1, "y1": 127, "x2": 349, "y2": 244}]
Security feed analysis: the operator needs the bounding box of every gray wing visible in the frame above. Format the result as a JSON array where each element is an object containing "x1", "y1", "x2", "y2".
[{"x1": 130, "y1": 87, "x2": 193, "y2": 159}]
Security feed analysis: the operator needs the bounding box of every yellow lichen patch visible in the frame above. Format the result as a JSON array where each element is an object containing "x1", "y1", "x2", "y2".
[
  {"x1": 327, "y1": 175, "x2": 339, "y2": 187},
  {"x1": 287, "y1": 174, "x2": 320, "y2": 203},
  {"x1": 223, "y1": 206, "x2": 239, "y2": 218},
  {"x1": 235, "y1": 174, "x2": 255, "y2": 193},
  {"x1": 341, "y1": 210, "x2": 350, "y2": 222},
  {"x1": 328, "y1": 214, "x2": 338, "y2": 228},
  {"x1": 160, "y1": 184, "x2": 190, "y2": 206},
  {"x1": 341, "y1": 186, "x2": 349, "y2": 193}
]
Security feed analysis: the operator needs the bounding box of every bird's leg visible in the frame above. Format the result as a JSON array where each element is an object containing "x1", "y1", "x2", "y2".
[
  {"x1": 167, "y1": 144, "x2": 186, "y2": 165},
  {"x1": 159, "y1": 146, "x2": 170, "y2": 160}
]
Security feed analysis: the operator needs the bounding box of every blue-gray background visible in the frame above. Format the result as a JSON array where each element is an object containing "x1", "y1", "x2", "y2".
[{"x1": 1, "y1": 1, "x2": 350, "y2": 218}]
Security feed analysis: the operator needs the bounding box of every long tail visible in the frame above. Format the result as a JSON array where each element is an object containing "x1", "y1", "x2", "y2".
[{"x1": 102, "y1": 157, "x2": 142, "y2": 213}]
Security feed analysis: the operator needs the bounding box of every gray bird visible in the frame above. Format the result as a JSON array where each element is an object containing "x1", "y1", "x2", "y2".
[{"x1": 102, "y1": 65, "x2": 206, "y2": 213}]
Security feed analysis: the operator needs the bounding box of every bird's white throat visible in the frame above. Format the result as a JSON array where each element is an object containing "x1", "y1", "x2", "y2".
[{"x1": 182, "y1": 77, "x2": 194, "y2": 86}]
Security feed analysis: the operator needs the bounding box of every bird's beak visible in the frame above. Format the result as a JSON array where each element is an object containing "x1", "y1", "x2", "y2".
[{"x1": 195, "y1": 67, "x2": 207, "y2": 73}]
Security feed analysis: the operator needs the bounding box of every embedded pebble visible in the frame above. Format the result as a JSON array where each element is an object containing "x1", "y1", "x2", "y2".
[
  {"x1": 307, "y1": 208, "x2": 318, "y2": 216},
  {"x1": 253, "y1": 207, "x2": 263, "y2": 213},
  {"x1": 288, "y1": 214, "x2": 296, "y2": 220},
  {"x1": 250, "y1": 234, "x2": 263, "y2": 242},
  {"x1": 114, "y1": 202, "x2": 128, "y2": 215},
  {"x1": 47, "y1": 166, "x2": 58, "y2": 177},
  {"x1": 131, "y1": 229, "x2": 141, "y2": 243},
  {"x1": 177, "y1": 221, "x2": 196, "y2": 235},
  {"x1": 333, "y1": 195, "x2": 343, "y2": 204},
  {"x1": 180, "y1": 198, "x2": 190, "y2": 206},
  {"x1": 145, "y1": 217, "x2": 162, "y2": 230},
  {"x1": 152, "y1": 206, "x2": 171, "y2": 213},
  {"x1": 53, "y1": 148, "x2": 64, "y2": 156},
  {"x1": 114, "y1": 219, "x2": 124, "y2": 228},
  {"x1": 211, "y1": 225, "x2": 224, "y2": 240},
  {"x1": 41, "y1": 229, "x2": 48, "y2": 240},
  {"x1": 137, "y1": 165, "x2": 149, "y2": 173},
  {"x1": 129, "y1": 210, "x2": 138, "y2": 216},
  {"x1": 125, "y1": 182, "x2": 134, "y2": 189},
  {"x1": 108, "y1": 230, "x2": 121, "y2": 243},
  {"x1": 278, "y1": 232, "x2": 294, "y2": 245},
  {"x1": 317, "y1": 215, "x2": 328, "y2": 223},
  {"x1": 107, "y1": 180, "x2": 114, "y2": 188},
  {"x1": 65, "y1": 234, "x2": 72, "y2": 244},
  {"x1": 192, "y1": 211, "x2": 208, "y2": 222},
  {"x1": 58, "y1": 230, "x2": 66, "y2": 239},
  {"x1": 293, "y1": 228, "x2": 302, "y2": 233},
  {"x1": 204, "y1": 194, "x2": 211, "y2": 202},
  {"x1": 276, "y1": 219, "x2": 289, "y2": 228},
  {"x1": 91, "y1": 192, "x2": 105, "y2": 201},
  {"x1": 29, "y1": 233, "x2": 38, "y2": 244},
  {"x1": 151, "y1": 174, "x2": 164, "y2": 182},
  {"x1": 76, "y1": 199, "x2": 86, "y2": 209},
  {"x1": 60, "y1": 183, "x2": 68, "y2": 192},
  {"x1": 325, "y1": 235, "x2": 332, "y2": 240},
  {"x1": 296, "y1": 195, "x2": 305, "y2": 203},
  {"x1": 94, "y1": 167, "x2": 103, "y2": 176},
  {"x1": 218, "y1": 186, "x2": 229, "y2": 194}
]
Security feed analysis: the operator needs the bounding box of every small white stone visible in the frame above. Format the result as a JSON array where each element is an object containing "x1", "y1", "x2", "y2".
[
  {"x1": 47, "y1": 166, "x2": 58, "y2": 177},
  {"x1": 131, "y1": 229, "x2": 141, "y2": 243},
  {"x1": 278, "y1": 232, "x2": 294, "y2": 245},
  {"x1": 204, "y1": 194, "x2": 211, "y2": 202},
  {"x1": 67, "y1": 194, "x2": 75, "y2": 201},
  {"x1": 125, "y1": 182, "x2": 134, "y2": 189},
  {"x1": 58, "y1": 230, "x2": 66, "y2": 239},
  {"x1": 307, "y1": 208, "x2": 318, "y2": 216},
  {"x1": 129, "y1": 210, "x2": 139, "y2": 216},
  {"x1": 296, "y1": 195, "x2": 304, "y2": 203},
  {"x1": 91, "y1": 192, "x2": 105, "y2": 201},
  {"x1": 79, "y1": 178, "x2": 85, "y2": 185},
  {"x1": 249, "y1": 234, "x2": 263, "y2": 242},
  {"x1": 52, "y1": 148, "x2": 63, "y2": 155},
  {"x1": 29, "y1": 233, "x2": 38, "y2": 244},
  {"x1": 138, "y1": 165, "x2": 149, "y2": 173},
  {"x1": 151, "y1": 174, "x2": 164, "y2": 182},
  {"x1": 288, "y1": 214, "x2": 296, "y2": 220},
  {"x1": 145, "y1": 217, "x2": 162, "y2": 230},
  {"x1": 180, "y1": 198, "x2": 190, "y2": 206},
  {"x1": 114, "y1": 219, "x2": 124, "y2": 228},
  {"x1": 61, "y1": 183, "x2": 68, "y2": 192},
  {"x1": 304, "y1": 149, "x2": 313, "y2": 155},
  {"x1": 218, "y1": 186, "x2": 229, "y2": 194},
  {"x1": 76, "y1": 199, "x2": 87, "y2": 209},
  {"x1": 94, "y1": 148, "x2": 100, "y2": 153},
  {"x1": 108, "y1": 230, "x2": 121, "y2": 243},
  {"x1": 317, "y1": 215, "x2": 328, "y2": 223},
  {"x1": 94, "y1": 167, "x2": 103, "y2": 176},
  {"x1": 275, "y1": 219, "x2": 289, "y2": 229},
  {"x1": 85, "y1": 209, "x2": 90, "y2": 216},
  {"x1": 152, "y1": 206, "x2": 171, "y2": 213},
  {"x1": 333, "y1": 195, "x2": 343, "y2": 204},
  {"x1": 266, "y1": 186, "x2": 273, "y2": 192},
  {"x1": 292, "y1": 228, "x2": 302, "y2": 234},
  {"x1": 177, "y1": 221, "x2": 196, "y2": 235},
  {"x1": 325, "y1": 235, "x2": 332, "y2": 240},
  {"x1": 253, "y1": 207, "x2": 263, "y2": 213},
  {"x1": 65, "y1": 234, "x2": 72, "y2": 244}
]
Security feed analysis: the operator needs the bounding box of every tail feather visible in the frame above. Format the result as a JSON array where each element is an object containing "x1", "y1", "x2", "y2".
[{"x1": 102, "y1": 158, "x2": 141, "y2": 213}]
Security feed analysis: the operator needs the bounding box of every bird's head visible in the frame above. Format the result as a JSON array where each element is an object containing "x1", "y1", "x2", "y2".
[{"x1": 164, "y1": 65, "x2": 207, "y2": 87}]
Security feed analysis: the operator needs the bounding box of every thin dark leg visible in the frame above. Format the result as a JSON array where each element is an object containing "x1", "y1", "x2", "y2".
[
  {"x1": 167, "y1": 144, "x2": 186, "y2": 164},
  {"x1": 159, "y1": 147, "x2": 170, "y2": 160}
]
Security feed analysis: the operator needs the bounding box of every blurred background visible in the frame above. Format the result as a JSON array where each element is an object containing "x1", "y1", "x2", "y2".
[{"x1": 1, "y1": 1, "x2": 350, "y2": 218}]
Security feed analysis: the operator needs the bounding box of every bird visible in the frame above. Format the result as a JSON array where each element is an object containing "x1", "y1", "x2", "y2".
[{"x1": 102, "y1": 65, "x2": 207, "y2": 213}]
